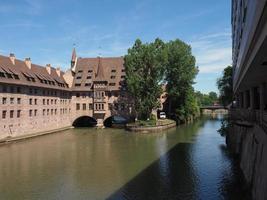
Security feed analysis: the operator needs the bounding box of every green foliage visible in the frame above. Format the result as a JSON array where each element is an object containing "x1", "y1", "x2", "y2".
[
  {"x1": 124, "y1": 38, "x2": 168, "y2": 120},
  {"x1": 217, "y1": 66, "x2": 233, "y2": 106},
  {"x1": 164, "y1": 39, "x2": 199, "y2": 121},
  {"x1": 124, "y1": 38, "x2": 199, "y2": 122},
  {"x1": 217, "y1": 117, "x2": 230, "y2": 137},
  {"x1": 195, "y1": 91, "x2": 218, "y2": 106}
]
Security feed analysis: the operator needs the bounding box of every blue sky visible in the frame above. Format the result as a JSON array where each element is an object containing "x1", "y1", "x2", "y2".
[{"x1": 0, "y1": 0, "x2": 231, "y2": 94}]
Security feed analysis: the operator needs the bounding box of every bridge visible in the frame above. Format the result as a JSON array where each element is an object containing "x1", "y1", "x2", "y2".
[
  {"x1": 200, "y1": 105, "x2": 227, "y2": 110},
  {"x1": 200, "y1": 105, "x2": 228, "y2": 114}
]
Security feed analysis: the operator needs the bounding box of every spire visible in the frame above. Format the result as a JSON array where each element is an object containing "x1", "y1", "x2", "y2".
[
  {"x1": 71, "y1": 48, "x2": 77, "y2": 63},
  {"x1": 95, "y1": 57, "x2": 105, "y2": 81}
]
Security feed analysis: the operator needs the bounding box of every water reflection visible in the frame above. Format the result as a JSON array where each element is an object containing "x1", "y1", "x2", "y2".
[{"x1": 0, "y1": 116, "x2": 248, "y2": 199}]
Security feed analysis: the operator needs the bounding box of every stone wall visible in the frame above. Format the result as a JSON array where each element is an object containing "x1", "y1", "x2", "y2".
[{"x1": 227, "y1": 123, "x2": 267, "y2": 200}]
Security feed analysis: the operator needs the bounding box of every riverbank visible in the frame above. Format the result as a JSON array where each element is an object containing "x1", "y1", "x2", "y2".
[
  {"x1": 126, "y1": 119, "x2": 176, "y2": 133},
  {"x1": 0, "y1": 126, "x2": 72, "y2": 145}
]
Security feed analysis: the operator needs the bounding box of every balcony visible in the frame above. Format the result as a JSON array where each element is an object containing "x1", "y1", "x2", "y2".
[{"x1": 230, "y1": 109, "x2": 267, "y2": 132}]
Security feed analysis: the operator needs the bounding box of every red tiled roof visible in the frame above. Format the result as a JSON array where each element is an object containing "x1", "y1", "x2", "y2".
[
  {"x1": 72, "y1": 56, "x2": 126, "y2": 91},
  {"x1": 0, "y1": 54, "x2": 69, "y2": 90}
]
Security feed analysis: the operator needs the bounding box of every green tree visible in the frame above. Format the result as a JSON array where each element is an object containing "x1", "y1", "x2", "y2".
[
  {"x1": 209, "y1": 92, "x2": 218, "y2": 102},
  {"x1": 217, "y1": 66, "x2": 233, "y2": 106},
  {"x1": 165, "y1": 39, "x2": 199, "y2": 121},
  {"x1": 124, "y1": 39, "x2": 167, "y2": 120}
]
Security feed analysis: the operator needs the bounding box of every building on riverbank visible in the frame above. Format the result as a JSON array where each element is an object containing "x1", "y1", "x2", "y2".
[
  {"x1": 229, "y1": 1, "x2": 267, "y2": 200},
  {"x1": 0, "y1": 49, "x2": 136, "y2": 140}
]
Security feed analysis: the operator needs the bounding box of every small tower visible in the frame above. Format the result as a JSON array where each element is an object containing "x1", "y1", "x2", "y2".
[{"x1": 71, "y1": 48, "x2": 77, "y2": 69}]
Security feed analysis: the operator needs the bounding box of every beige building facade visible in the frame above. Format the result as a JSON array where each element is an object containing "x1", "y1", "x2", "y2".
[{"x1": 0, "y1": 49, "x2": 134, "y2": 140}]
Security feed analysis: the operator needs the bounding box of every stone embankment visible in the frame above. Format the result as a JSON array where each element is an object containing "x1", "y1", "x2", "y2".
[
  {"x1": 126, "y1": 119, "x2": 176, "y2": 133},
  {"x1": 227, "y1": 122, "x2": 267, "y2": 200}
]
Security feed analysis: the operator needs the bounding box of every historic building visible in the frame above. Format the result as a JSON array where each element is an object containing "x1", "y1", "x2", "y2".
[
  {"x1": 0, "y1": 49, "x2": 134, "y2": 140},
  {"x1": 229, "y1": 1, "x2": 267, "y2": 199}
]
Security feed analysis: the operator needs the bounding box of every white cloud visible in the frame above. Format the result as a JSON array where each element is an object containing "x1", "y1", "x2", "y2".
[{"x1": 190, "y1": 30, "x2": 232, "y2": 74}]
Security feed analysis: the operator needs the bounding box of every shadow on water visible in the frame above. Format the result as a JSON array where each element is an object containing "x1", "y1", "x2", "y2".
[
  {"x1": 107, "y1": 142, "x2": 198, "y2": 200},
  {"x1": 107, "y1": 115, "x2": 250, "y2": 200}
]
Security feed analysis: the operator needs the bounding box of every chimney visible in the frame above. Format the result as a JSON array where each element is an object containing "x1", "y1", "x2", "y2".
[
  {"x1": 9, "y1": 53, "x2": 16, "y2": 65},
  {"x1": 46, "y1": 64, "x2": 51, "y2": 74},
  {"x1": 56, "y1": 67, "x2": 61, "y2": 77},
  {"x1": 25, "y1": 58, "x2": 31, "y2": 69}
]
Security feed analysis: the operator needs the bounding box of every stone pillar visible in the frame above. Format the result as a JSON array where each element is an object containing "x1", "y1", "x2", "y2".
[
  {"x1": 250, "y1": 88, "x2": 254, "y2": 109},
  {"x1": 243, "y1": 91, "x2": 248, "y2": 109},
  {"x1": 240, "y1": 92, "x2": 244, "y2": 108},
  {"x1": 96, "y1": 119, "x2": 104, "y2": 128},
  {"x1": 260, "y1": 83, "x2": 266, "y2": 111}
]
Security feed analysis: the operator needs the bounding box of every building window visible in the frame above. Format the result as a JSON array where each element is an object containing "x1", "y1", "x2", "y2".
[
  {"x1": 76, "y1": 76, "x2": 82, "y2": 79},
  {"x1": 2, "y1": 86, "x2": 7, "y2": 92},
  {"x1": 78, "y1": 70, "x2": 83, "y2": 73},
  {"x1": 2, "y1": 110, "x2": 7, "y2": 119},
  {"x1": 108, "y1": 103, "x2": 112, "y2": 110},
  {"x1": 109, "y1": 83, "x2": 116, "y2": 86},
  {"x1": 83, "y1": 103, "x2": 86, "y2": 110},
  {"x1": 88, "y1": 70, "x2": 93, "y2": 73},
  {"x1": 110, "y1": 76, "x2": 116, "y2": 79},
  {"x1": 111, "y1": 69, "x2": 116, "y2": 73},
  {"x1": 121, "y1": 69, "x2": 125, "y2": 72},
  {"x1": 29, "y1": 110, "x2": 32, "y2": 117},
  {"x1": 47, "y1": 109, "x2": 49, "y2": 115},
  {"x1": 29, "y1": 98, "x2": 32, "y2": 105},
  {"x1": 89, "y1": 103, "x2": 93, "y2": 110},
  {"x1": 85, "y1": 83, "x2": 91, "y2": 87},
  {"x1": 43, "y1": 109, "x2": 45, "y2": 116},
  {"x1": 87, "y1": 76, "x2": 92, "y2": 79},
  {"x1": 75, "y1": 84, "x2": 81, "y2": 87},
  {"x1": 10, "y1": 86, "x2": 14, "y2": 93},
  {"x1": 51, "y1": 109, "x2": 53, "y2": 115},
  {"x1": 2, "y1": 97, "x2": 7, "y2": 104},
  {"x1": 101, "y1": 104, "x2": 104, "y2": 110},
  {"x1": 17, "y1": 110, "x2": 21, "y2": 118},
  {"x1": 47, "y1": 99, "x2": 49, "y2": 105},
  {"x1": 17, "y1": 87, "x2": 21, "y2": 93},
  {"x1": 76, "y1": 103, "x2": 80, "y2": 110},
  {"x1": 10, "y1": 98, "x2": 14, "y2": 104},
  {"x1": 76, "y1": 93, "x2": 80, "y2": 98},
  {"x1": 10, "y1": 110, "x2": 14, "y2": 118},
  {"x1": 43, "y1": 99, "x2": 45, "y2": 105},
  {"x1": 55, "y1": 109, "x2": 57, "y2": 115},
  {"x1": 34, "y1": 109, "x2": 37, "y2": 116},
  {"x1": 34, "y1": 99, "x2": 37, "y2": 105},
  {"x1": 121, "y1": 75, "x2": 125, "y2": 79},
  {"x1": 29, "y1": 88, "x2": 33, "y2": 94},
  {"x1": 17, "y1": 98, "x2": 21, "y2": 104}
]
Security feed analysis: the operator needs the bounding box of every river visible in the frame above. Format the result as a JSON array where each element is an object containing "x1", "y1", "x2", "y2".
[{"x1": 0, "y1": 115, "x2": 249, "y2": 200}]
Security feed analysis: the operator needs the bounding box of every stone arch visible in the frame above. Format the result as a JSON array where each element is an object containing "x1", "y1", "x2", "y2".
[
  {"x1": 103, "y1": 115, "x2": 128, "y2": 127},
  {"x1": 72, "y1": 116, "x2": 97, "y2": 127}
]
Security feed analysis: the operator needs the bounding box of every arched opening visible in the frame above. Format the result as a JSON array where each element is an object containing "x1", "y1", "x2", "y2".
[
  {"x1": 72, "y1": 116, "x2": 97, "y2": 127},
  {"x1": 104, "y1": 115, "x2": 128, "y2": 128}
]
